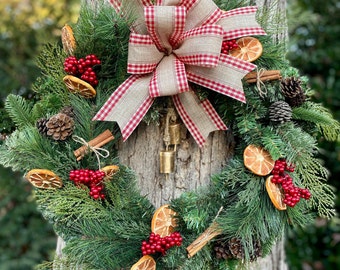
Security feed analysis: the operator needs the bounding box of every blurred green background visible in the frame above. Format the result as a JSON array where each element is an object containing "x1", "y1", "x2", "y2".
[{"x1": 0, "y1": 0, "x2": 339, "y2": 269}]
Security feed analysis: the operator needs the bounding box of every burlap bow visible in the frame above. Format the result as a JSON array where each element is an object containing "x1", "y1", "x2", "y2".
[{"x1": 93, "y1": 0, "x2": 266, "y2": 146}]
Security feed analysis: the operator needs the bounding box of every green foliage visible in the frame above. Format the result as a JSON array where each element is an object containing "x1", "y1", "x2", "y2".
[
  {"x1": 0, "y1": 127, "x2": 76, "y2": 173},
  {"x1": 292, "y1": 102, "x2": 340, "y2": 141},
  {"x1": 4, "y1": 95, "x2": 37, "y2": 129},
  {"x1": 35, "y1": 166, "x2": 154, "y2": 269},
  {"x1": 74, "y1": 2, "x2": 130, "y2": 87}
]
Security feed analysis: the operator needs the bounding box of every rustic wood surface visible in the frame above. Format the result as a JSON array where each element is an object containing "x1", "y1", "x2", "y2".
[{"x1": 117, "y1": 120, "x2": 232, "y2": 208}]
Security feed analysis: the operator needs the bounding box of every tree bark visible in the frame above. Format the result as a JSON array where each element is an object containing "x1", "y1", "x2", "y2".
[{"x1": 117, "y1": 121, "x2": 232, "y2": 208}]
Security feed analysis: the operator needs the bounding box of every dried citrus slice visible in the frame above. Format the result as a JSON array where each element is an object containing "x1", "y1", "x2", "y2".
[
  {"x1": 151, "y1": 204, "x2": 177, "y2": 237},
  {"x1": 61, "y1": 24, "x2": 76, "y2": 55},
  {"x1": 229, "y1": 37, "x2": 263, "y2": 62},
  {"x1": 100, "y1": 165, "x2": 119, "y2": 178},
  {"x1": 25, "y1": 169, "x2": 62, "y2": 189},
  {"x1": 266, "y1": 176, "x2": 287, "y2": 210},
  {"x1": 131, "y1": 255, "x2": 156, "y2": 270},
  {"x1": 243, "y1": 145, "x2": 274, "y2": 176},
  {"x1": 63, "y1": 75, "x2": 96, "y2": 98}
]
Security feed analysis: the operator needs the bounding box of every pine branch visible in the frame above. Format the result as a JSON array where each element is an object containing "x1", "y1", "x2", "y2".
[
  {"x1": 74, "y1": 1, "x2": 130, "y2": 84},
  {"x1": 4, "y1": 94, "x2": 35, "y2": 129},
  {"x1": 260, "y1": 126, "x2": 286, "y2": 160},
  {"x1": 0, "y1": 127, "x2": 77, "y2": 174},
  {"x1": 292, "y1": 102, "x2": 340, "y2": 141},
  {"x1": 276, "y1": 123, "x2": 318, "y2": 164},
  {"x1": 293, "y1": 156, "x2": 335, "y2": 219}
]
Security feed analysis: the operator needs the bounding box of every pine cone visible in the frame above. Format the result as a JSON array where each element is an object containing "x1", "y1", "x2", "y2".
[
  {"x1": 280, "y1": 77, "x2": 302, "y2": 98},
  {"x1": 229, "y1": 237, "x2": 244, "y2": 259},
  {"x1": 46, "y1": 113, "x2": 74, "y2": 141},
  {"x1": 36, "y1": 118, "x2": 49, "y2": 136},
  {"x1": 269, "y1": 101, "x2": 292, "y2": 123},
  {"x1": 280, "y1": 77, "x2": 306, "y2": 107},
  {"x1": 286, "y1": 92, "x2": 306, "y2": 107},
  {"x1": 214, "y1": 240, "x2": 233, "y2": 260},
  {"x1": 59, "y1": 106, "x2": 75, "y2": 118},
  {"x1": 250, "y1": 239, "x2": 262, "y2": 262},
  {"x1": 214, "y1": 237, "x2": 262, "y2": 261}
]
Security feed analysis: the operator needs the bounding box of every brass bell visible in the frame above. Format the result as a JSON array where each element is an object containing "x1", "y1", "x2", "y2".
[
  {"x1": 169, "y1": 123, "x2": 181, "y2": 145},
  {"x1": 159, "y1": 149, "x2": 175, "y2": 174}
]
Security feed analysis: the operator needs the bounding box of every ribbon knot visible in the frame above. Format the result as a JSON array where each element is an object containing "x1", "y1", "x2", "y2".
[{"x1": 93, "y1": 0, "x2": 266, "y2": 147}]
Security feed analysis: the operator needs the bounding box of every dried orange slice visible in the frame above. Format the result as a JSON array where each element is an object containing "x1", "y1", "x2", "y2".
[
  {"x1": 229, "y1": 37, "x2": 263, "y2": 62},
  {"x1": 131, "y1": 255, "x2": 156, "y2": 270},
  {"x1": 151, "y1": 204, "x2": 177, "y2": 237},
  {"x1": 63, "y1": 75, "x2": 96, "y2": 98},
  {"x1": 25, "y1": 169, "x2": 62, "y2": 189},
  {"x1": 243, "y1": 145, "x2": 274, "y2": 176},
  {"x1": 266, "y1": 176, "x2": 287, "y2": 210},
  {"x1": 61, "y1": 24, "x2": 76, "y2": 55},
  {"x1": 100, "y1": 165, "x2": 119, "y2": 178}
]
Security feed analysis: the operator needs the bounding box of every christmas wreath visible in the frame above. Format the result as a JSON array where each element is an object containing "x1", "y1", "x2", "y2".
[{"x1": 0, "y1": 0, "x2": 339, "y2": 269}]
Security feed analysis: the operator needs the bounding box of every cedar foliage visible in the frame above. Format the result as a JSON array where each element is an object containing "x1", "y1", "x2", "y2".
[{"x1": 0, "y1": 0, "x2": 339, "y2": 269}]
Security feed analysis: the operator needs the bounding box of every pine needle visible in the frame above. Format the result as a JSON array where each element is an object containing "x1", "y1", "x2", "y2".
[{"x1": 4, "y1": 94, "x2": 35, "y2": 129}]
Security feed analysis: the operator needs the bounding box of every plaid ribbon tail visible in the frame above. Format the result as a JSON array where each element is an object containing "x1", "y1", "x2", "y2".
[
  {"x1": 217, "y1": 6, "x2": 267, "y2": 39},
  {"x1": 92, "y1": 75, "x2": 154, "y2": 141},
  {"x1": 173, "y1": 91, "x2": 227, "y2": 147}
]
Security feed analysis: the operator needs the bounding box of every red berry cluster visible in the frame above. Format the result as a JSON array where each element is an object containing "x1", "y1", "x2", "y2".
[
  {"x1": 221, "y1": 39, "x2": 238, "y2": 54},
  {"x1": 141, "y1": 232, "x2": 183, "y2": 256},
  {"x1": 64, "y1": 54, "x2": 101, "y2": 87},
  {"x1": 271, "y1": 159, "x2": 311, "y2": 207},
  {"x1": 69, "y1": 169, "x2": 106, "y2": 200}
]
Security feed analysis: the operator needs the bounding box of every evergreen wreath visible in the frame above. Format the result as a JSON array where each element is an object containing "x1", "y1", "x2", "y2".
[{"x1": 0, "y1": 0, "x2": 339, "y2": 269}]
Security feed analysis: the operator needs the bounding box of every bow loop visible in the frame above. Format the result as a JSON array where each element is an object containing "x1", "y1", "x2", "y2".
[
  {"x1": 127, "y1": 33, "x2": 164, "y2": 74},
  {"x1": 174, "y1": 24, "x2": 223, "y2": 67},
  {"x1": 144, "y1": 6, "x2": 186, "y2": 53}
]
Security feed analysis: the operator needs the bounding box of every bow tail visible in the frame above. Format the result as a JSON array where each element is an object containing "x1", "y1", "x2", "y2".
[
  {"x1": 186, "y1": 54, "x2": 256, "y2": 103},
  {"x1": 173, "y1": 91, "x2": 227, "y2": 147},
  {"x1": 92, "y1": 75, "x2": 154, "y2": 141},
  {"x1": 217, "y1": 6, "x2": 266, "y2": 39}
]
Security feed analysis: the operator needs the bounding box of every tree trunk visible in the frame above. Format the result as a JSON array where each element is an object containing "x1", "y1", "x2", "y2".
[
  {"x1": 56, "y1": 1, "x2": 289, "y2": 269},
  {"x1": 115, "y1": 0, "x2": 289, "y2": 269},
  {"x1": 117, "y1": 122, "x2": 232, "y2": 207}
]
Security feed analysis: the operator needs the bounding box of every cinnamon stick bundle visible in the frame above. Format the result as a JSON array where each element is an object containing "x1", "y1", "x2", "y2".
[
  {"x1": 186, "y1": 222, "x2": 222, "y2": 258},
  {"x1": 244, "y1": 70, "x2": 282, "y2": 83},
  {"x1": 74, "y1": 129, "x2": 114, "y2": 161}
]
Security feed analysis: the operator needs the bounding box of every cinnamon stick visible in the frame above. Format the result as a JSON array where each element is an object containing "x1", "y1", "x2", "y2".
[
  {"x1": 74, "y1": 129, "x2": 114, "y2": 161},
  {"x1": 244, "y1": 70, "x2": 282, "y2": 83},
  {"x1": 186, "y1": 222, "x2": 222, "y2": 258}
]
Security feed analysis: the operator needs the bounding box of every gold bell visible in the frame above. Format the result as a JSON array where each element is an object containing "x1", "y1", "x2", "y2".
[
  {"x1": 159, "y1": 149, "x2": 175, "y2": 174},
  {"x1": 169, "y1": 123, "x2": 181, "y2": 145}
]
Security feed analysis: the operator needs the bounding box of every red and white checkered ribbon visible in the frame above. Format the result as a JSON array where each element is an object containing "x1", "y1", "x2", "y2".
[{"x1": 94, "y1": 0, "x2": 266, "y2": 147}]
